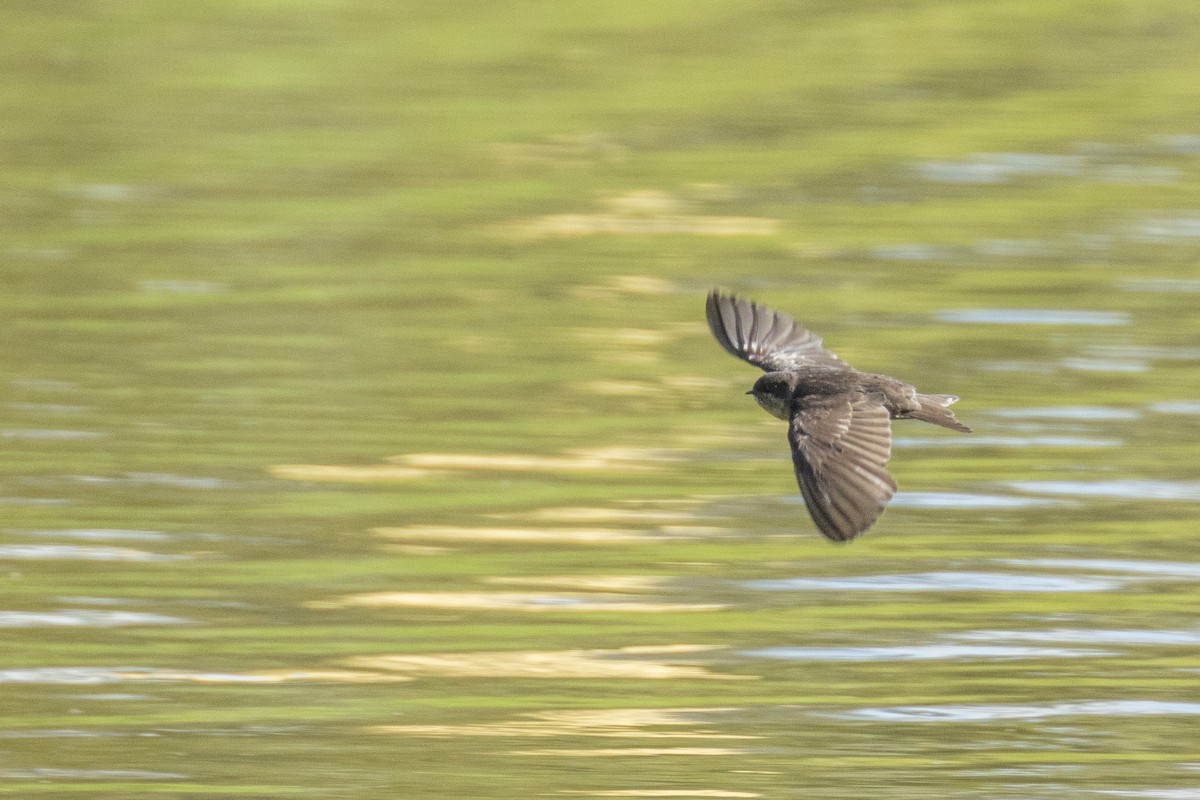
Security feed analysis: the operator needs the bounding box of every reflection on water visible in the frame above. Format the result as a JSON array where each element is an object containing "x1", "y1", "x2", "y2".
[
  {"x1": 989, "y1": 406, "x2": 1142, "y2": 420},
  {"x1": 1134, "y1": 214, "x2": 1200, "y2": 242},
  {"x1": 313, "y1": 590, "x2": 726, "y2": 612},
  {"x1": 375, "y1": 707, "x2": 754, "y2": 740},
  {"x1": 1061, "y1": 356, "x2": 1149, "y2": 373},
  {"x1": 0, "y1": 769, "x2": 188, "y2": 780},
  {"x1": 743, "y1": 571, "x2": 1127, "y2": 592},
  {"x1": 0, "y1": 610, "x2": 190, "y2": 628},
  {"x1": 934, "y1": 309, "x2": 1131, "y2": 325},
  {"x1": 557, "y1": 792, "x2": 762, "y2": 798},
  {"x1": 373, "y1": 525, "x2": 718, "y2": 544},
  {"x1": 2, "y1": 429, "x2": 105, "y2": 440},
  {"x1": 268, "y1": 463, "x2": 440, "y2": 482},
  {"x1": 507, "y1": 190, "x2": 778, "y2": 239},
  {"x1": 951, "y1": 628, "x2": 1200, "y2": 645},
  {"x1": 0, "y1": 729, "x2": 133, "y2": 738},
  {"x1": 743, "y1": 644, "x2": 1109, "y2": 661},
  {"x1": 69, "y1": 473, "x2": 231, "y2": 489},
  {"x1": 6, "y1": 403, "x2": 88, "y2": 414},
  {"x1": 894, "y1": 435, "x2": 1120, "y2": 447},
  {"x1": 1086, "y1": 344, "x2": 1200, "y2": 361},
  {"x1": 346, "y1": 645, "x2": 750, "y2": 681},
  {"x1": 1151, "y1": 401, "x2": 1200, "y2": 415},
  {"x1": 13, "y1": 528, "x2": 172, "y2": 541},
  {"x1": 871, "y1": 243, "x2": 954, "y2": 261},
  {"x1": 1007, "y1": 559, "x2": 1200, "y2": 578},
  {"x1": 487, "y1": 575, "x2": 673, "y2": 591},
  {"x1": 1008, "y1": 480, "x2": 1200, "y2": 501},
  {"x1": 1092, "y1": 791, "x2": 1200, "y2": 799},
  {"x1": 839, "y1": 701, "x2": 1200, "y2": 723},
  {"x1": 0, "y1": 667, "x2": 414, "y2": 685},
  {"x1": 0, "y1": 545, "x2": 190, "y2": 561},
  {"x1": 1121, "y1": 278, "x2": 1200, "y2": 293},
  {"x1": 509, "y1": 746, "x2": 750, "y2": 757},
  {"x1": 396, "y1": 448, "x2": 682, "y2": 472},
  {"x1": 270, "y1": 448, "x2": 686, "y2": 483},
  {"x1": 887, "y1": 492, "x2": 1069, "y2": 508},
  {"x1": 3, "y1": 3, "x2": 1199, "y2": 798},
  {"x1": 913, "y1": 150, "x2": 1181, "y2": 186}
]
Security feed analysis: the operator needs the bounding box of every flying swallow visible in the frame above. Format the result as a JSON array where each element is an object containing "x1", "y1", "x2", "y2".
[{"x1": 706, "y1": 290, "x2": 970, "y2": 541}]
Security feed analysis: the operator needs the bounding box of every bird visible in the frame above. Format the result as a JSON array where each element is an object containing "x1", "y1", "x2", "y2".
[{"x1": 705, "y1": 290, "x2": 970, "y2": 542}]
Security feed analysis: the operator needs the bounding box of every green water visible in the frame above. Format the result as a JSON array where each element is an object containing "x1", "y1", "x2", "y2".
[{"x1": 2, "y1": 1, "x2": 1200, "y2": 797}]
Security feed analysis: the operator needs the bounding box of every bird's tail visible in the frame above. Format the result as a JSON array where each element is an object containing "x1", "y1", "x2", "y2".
[{"x1": 911, "y1": 394, "x2": 972, "y2": 433}]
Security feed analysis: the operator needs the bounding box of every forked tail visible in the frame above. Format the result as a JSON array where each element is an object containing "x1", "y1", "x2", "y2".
[{"x1": 910, "y1": 393, "x2": 972, "y2": 433}]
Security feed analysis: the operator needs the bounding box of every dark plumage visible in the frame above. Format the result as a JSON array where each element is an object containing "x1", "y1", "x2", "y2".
[{"x1": 706, "y1": 290, "x2": 971, "y2": 542}]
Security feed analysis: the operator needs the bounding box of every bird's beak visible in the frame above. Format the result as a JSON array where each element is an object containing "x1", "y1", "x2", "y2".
[{"x1": 745, "y1": 390, "x2": 754, "y2": 395}]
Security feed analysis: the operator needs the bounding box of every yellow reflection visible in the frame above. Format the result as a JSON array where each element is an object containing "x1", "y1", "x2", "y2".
[
  {"x1": 569, "y1": 275, "x2": 680, "y2": 299},
  {"x1": 374, "y1": 707, "x2": 754, "y2": 739},
  {"x1": 486, "y1": 575, "x2": 668, "y2": 592},
  {"x1": 559, "y1": 792, "x2": 760, "y2": 798},
  {"x1": 387, "y1": 544, "x2": 451, "y2": 556},
  {"x1": 584, "y1": 380, "x2": 663, "y2": 397},
  {"x1": 373, "y1": 526, "x2": 655, "y2": 544},
  {"x1": 505, "y1": 192, "x2": 778, "y2": 239},
  {"x1": 511, "y1": 748, "x2": 748, "y2": 757},
  {"x1": 270, "y1": 447, "x2": 681, "y2": 485},
  {"x1": 346, "y1": 645, "x2": 751, "y2": 680},
  {"x1": 581, "y1": 376, "x2": 731, "y2": 399},
  {"x1": 574, "y1": 327, "x2": 675, "y2": 347},
  {"x1": 310, "y1": 591, "x2": 725, "y2": 613},
  {"x1": 611, "y1": 275, "x2": 679, "y2": 294},
  {"x1": 568, "y1": 275, "x2": 680, "y2": 300},
  {"x1": 391, "y1": 447, "x2": 678, "y2": 472},
  {"x1": 375, "y1": 523, "x2": 721, "y2": 544},
  {"x1": 267, "y1": 465, "x2": 437, "y2": 482},
  {"x1": 511, "y1": 214, "x2": 777, "y2": 239},
  {"x1": 659, "y1": 376, "x2": 731, "y2": 393},
  {"x1": 518, "y1": 506, "x2": 700, "y2": 524}
]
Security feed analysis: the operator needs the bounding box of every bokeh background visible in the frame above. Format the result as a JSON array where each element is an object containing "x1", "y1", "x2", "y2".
[{"x1": 2, "y1": 1, "x2": 1200, "y2": 797}]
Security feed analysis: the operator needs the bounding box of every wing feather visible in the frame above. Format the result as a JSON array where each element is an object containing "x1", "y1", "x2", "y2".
[
  {"x1": 787, "y1": 393, "x2": 897, "y2": 542},
  {"x1": 706, "y1": 290, "x2": 849, "y2": 372}
]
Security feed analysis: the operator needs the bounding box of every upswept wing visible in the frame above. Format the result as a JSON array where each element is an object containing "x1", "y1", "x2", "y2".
[
  {"x1": 706, "y1": 290, "x2": 849, "y2": 372},
  {"x1": 787, "y1": 393, "x2": 897, "y2": 542}
]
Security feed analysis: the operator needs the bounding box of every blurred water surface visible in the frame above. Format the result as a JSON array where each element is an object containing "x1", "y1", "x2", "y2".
[{"x1": 2, "y1": 1, "x2": 1200, "y2": 798}]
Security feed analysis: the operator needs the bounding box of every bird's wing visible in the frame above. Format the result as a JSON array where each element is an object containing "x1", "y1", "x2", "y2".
[
  {"x1": 787, "y1": 393, "x2": 897, "y2": 542},
  {"x1": 706, "y1": 290, "x2": 850, "y2": 372}
]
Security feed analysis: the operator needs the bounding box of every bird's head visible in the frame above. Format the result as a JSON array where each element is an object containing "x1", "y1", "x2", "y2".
[{"x1": 748, "y1": 372, "x2": 793, "y2": 420}]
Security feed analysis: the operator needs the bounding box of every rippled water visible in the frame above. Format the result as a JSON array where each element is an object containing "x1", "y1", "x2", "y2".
[{"x1": 2, "y1": 3, "x2": 1199, "y2": 799}]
